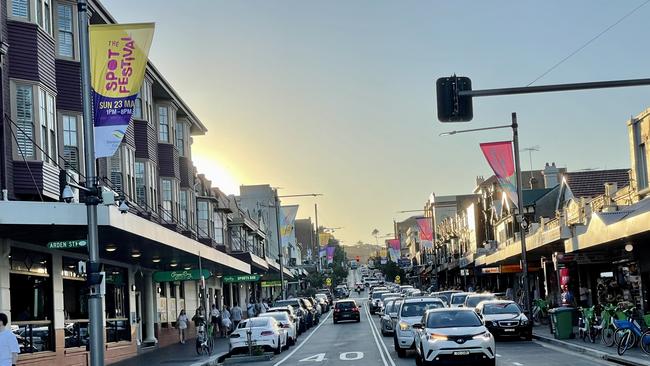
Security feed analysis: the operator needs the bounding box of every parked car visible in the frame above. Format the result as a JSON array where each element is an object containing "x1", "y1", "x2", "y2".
[
  {"x1": 229, "y1": 317, "x2": 288, "y2": 355},
  {"x1": 413, "y1": 308, "x2": 496, "y2": 366},
  {"x1": 369, "y1": 290, "x2": 389, "y2": 314},
  {"x1": 380, "y1": 299, "x2": 401, "y2": 336},
  {"x1": 274, "y1": 298, "x2": 310, "y2": 331},
  {"x1": 257, "y1": 311, "x2": 298, "y2": 345},
  {"x1": 399, "y1": 285, "x2": 414, "y2": 294},
  {"x1": 476, "y1": 300, "x2": 532, "y2": 341},
  {"x1": 393, "y1": 297, "x2": 446, "y2": 357},
  {"x1": 378, "y1": 293, "x2": 401, "y2": 315},
  {"x1": 316, "y1": 290, "x2": 333, "y2": 304},
  {"x1": 306, "y1": 298, "x2": 321, "y2": 323},
  {"x1": 267, "y1": 306, "x2": 302, "y2": 335},
  {"x1": 314, "y1": 293, "x2": 330, "y2": 312},
  {"x1": 464, "y1": 293, "x2": 497, "y2": 309},
  {"x1": 450, "y1": 292, "x2": 473, "y2": 308},
  {"x1": 300, "y1": 298, "x2": 318, "y2": 326},
  {"x1": 333, "y1": 299, "x2": 361, "y2": 323}
]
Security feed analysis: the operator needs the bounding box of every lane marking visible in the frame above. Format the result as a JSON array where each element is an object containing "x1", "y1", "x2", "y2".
[
  {"x1": 365, "y1": 302, "x2": 390, "y2": 366},
  {"x1": 513, "y1": 362, "x2": 524, "y2": 366},
  {"x1": 272, "y1": 310, "x2": 332, "y2": 366},
  {"x1": 496, "y1": 354, "x2": 502, "y2": 357},
  {"x1": 365, "y1": 301, "x2": 397, "y2": 366},
  {"x1": 339, "y1": 351, "x2": 364, "y2": 360}
]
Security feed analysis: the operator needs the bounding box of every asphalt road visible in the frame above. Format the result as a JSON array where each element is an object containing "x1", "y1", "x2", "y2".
[{"x1": 253, "y1": 270, "x2": 613, "y2": 366}]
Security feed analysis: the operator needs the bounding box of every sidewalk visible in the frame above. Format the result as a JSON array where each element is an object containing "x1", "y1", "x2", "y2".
[
  {"x1": 110, "y1": 337, "x2": 229, "y2": 366},
  {"x1": 532, "y1": 325, "x2": 649, "y2": 366}
]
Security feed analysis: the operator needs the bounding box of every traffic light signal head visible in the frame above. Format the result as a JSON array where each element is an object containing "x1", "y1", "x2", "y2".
[
  {"x1": 355, "y1": 256, "x2": 360, "y2": 262},
  {"x1": 436, "y1": 76, "x2": 473, "y2": 122}
]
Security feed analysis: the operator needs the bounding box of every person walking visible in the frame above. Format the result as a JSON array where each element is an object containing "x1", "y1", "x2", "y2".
[
  {"x1": 0, "y1": 313, "x2": 20, "y2": 366},
  {"x1": 231, "y1": 302, "x2": 243, "y2": 330},
  {"x1": 210, "y1": 304, "x2": 220, "y2": 338},
  {"x1": 176, "y1": 309, "x2": 189, "y2": 344},
  {"x1": 247, "y1": 299, "x2": 256, "y2": 318},
  {"x1": 221, "y1": 305, "x2": 231, "y2": 337}
]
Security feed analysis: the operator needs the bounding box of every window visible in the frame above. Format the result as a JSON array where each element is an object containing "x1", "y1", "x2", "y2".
[
  {"x1": 162, "y1": 179, "x2": 172, "y2": 220},
  {"x1": 46, "y1": 94, "x2": 56, "y2": 163},
  {"x1": 11, "y1": 0, "x2": 29, "y2": 18},
  {"x1": 214, "y1": 213, "x2": 224, "y2": 245},
  {"x1": 179, "y1": 190, "x2": 188, "y2": 227},
  {"x1": 197, "y1": 200, "x2": 209, "y2": 237},
  {"x1": 158, "y1": 106, "x2": 169, "y2": 142},
  {"x1": 57, "y1": 3, "x2": 73, "y2": 57},
  {"x1": 135, "y1": 161, "x2": 146, "y2": 206},
  {"x1": 110, "y1": 149, "x2": 122, "y2": 193},
  {"x1": 634, "y1": 121, "x2": 649, "y2": 191},
  {"x1": 176, "y1": 122, "x2": 185, "y2": 156},
  {"x1": 15, "y1": 84, "x2": 35, "y2": 159},
  {"x1": 133, "y1": 97, "x2": 142, "y2": 119},
  {"x1": 62, "y1": 115, "x2": 78, "y2": 171}
]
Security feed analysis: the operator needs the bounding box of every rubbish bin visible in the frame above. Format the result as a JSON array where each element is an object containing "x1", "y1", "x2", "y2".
[{"x1": 549, "y1": 307, "x2": 574, "y2": 340}]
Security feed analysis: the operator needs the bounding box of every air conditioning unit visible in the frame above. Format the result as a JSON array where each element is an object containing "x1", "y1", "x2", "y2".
[{"x1": 65, "y1": 170, "x2": 80, "y2": 203}]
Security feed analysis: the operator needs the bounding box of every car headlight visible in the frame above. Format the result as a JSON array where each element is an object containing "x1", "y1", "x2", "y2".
[
  {"x1": 473, "y1": 331, "x2": 491, "y2": 340},
  {"x1": 399, "y1": 321, "x2": 411, "y2": 331},
  {"x1": 429, "y1": 333, "x2": 447, "y2": 341},
  {"x1": 520, "y1": 318, "x2": 529, "y2": 326}
]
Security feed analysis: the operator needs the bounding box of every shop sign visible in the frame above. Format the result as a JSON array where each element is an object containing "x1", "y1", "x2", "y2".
[
  {"x1": 261, "y1": 280, "x2": 282, "y2": 288},
  {"x1": 555, "y1": 252, "x2": 609, "y2": 264},
  {"x1": 47, "y1": 240, "x2": 87, "y2": 250},
  {"x1": 153, "y1": 269, "x2": 211, "y2": 283},
  {"x1": 500, "y1": 264, "x2": 541, "y2": 273},
  {"x1": 222, "y1": 274, "x2": 261, "y2": 283},
  {"x1": 325, "y1": 278, "x2": 332, "y2": 286},
  {"x1": 482, "y1": 267, "x2": 500, "y2": 274}
]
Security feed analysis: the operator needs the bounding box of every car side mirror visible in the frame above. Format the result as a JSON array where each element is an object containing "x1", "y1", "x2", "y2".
[{"x1": 412, "y1": 323, "x2": 424, "y2": 330}]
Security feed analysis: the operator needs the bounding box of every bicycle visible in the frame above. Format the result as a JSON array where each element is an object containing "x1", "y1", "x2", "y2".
[
  {"x1": 195, "y1": 320, "x2": 214, "y2": 356},
  {"x1": 578, "y1": 306, "x2": 598, "y2": 343},
  {"x1": 531, "y1": 298, "x2": 549, "y2": 325},
  {"x1": 614, "y1": 307, "x2": 650, "y2": 356},
  {"x1": 596, "y1": 303, "x2": 618, "y2": 347}
]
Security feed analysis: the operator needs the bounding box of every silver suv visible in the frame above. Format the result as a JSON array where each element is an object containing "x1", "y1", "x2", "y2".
[{"x1": 393, "y1": 297, "x2": 446, "y2": 357}]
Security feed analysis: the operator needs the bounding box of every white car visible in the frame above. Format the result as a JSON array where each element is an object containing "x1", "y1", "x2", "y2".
[
  {"x1": 449, "y1": 292, "x2": 473, "y2": 308},
  {"x1": 413, "y1": 308, "x2": 496, "y2": 366},
  {"x1": 229, "y1": 317, "x2": 288, "y2": 355},
  {"x1": 393, "y1": 297, "x2": 446, "y2": 357},
  {"x1": 257, "y1": 311, "x2": 298, "y2": 346}
]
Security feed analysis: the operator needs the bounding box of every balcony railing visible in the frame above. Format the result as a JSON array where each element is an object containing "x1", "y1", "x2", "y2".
[{"x1": 12, "y1": 320, "x2": 53, "y2": 353}]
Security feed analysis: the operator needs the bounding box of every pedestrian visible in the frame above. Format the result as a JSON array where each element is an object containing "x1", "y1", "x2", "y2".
[
  {"x1": 231, "y1": 302, "x2": 243, "y2": 329},
  {"x1": 247, "y1": 298, "x2": 256, "y2": 318},
  {"x1": 0, "y1": 312, "x2": 19, "y2": 366},
  {"x1": 210, "y1": 304, "x2": 220, "y2": 336},
  {"x1": 561, "y1": 285, "x2": 576, "y2": 307},
  {"x1": 192, "y1": 307, "x2": 205, "y2": 328},
  {"x1": 260, "y1": 298, "x2": 269, "y2": 313},
  {"x1": 176, "y1": 309, "x2": 189, "y2": 344},
  {"x1": 221, "y1": 305, "x2": 231, "y2": 337}
]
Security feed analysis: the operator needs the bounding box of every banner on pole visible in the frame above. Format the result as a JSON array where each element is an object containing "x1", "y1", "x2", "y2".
[
  {"x1": 388, "y1": 239, "x2": 400, "y2": 262},
  {"x1": 280, "y1": 205, "x2": 299, "y2": 247},
  {"x1": 416, "y1": 218, "x2": 434, "y2": 249},
  {"x1": 90, "y1": 23, "x2": 155, "y2": 158},
  {"x1": 326, "y1": 246, "x2": 335, "y2": 264},
  {"x1": 480, "y1": 141, "x2": 518, "y2": 207},
  {"x1": 319, "y1": 233, "x2": 331, "y2": 247}
]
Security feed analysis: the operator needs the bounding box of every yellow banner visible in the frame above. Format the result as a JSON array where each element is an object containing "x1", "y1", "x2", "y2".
[
  {"x1": 319, "y1": 233, "x2": 330, "y2": 247},
  {"x1": 90, "y1": 23, "x2": 154, "y2": 158}
]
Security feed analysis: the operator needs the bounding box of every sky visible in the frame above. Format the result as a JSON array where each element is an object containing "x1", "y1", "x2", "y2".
[{"x1": 104, "y1": 0, "x2": 650, "y2": 246}]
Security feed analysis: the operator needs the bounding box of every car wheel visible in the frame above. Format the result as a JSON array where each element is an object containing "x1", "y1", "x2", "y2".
[
  {"x1": 415, "y1": 346, "x2": 423, "y2": 366},
  {"x1": 333, "y1": 319, "x2": 338, "y2": 324},
  {"x1": 525, "y1": 333, "x2": 533, "y2": 341},
  {"x1": 274, "y1": 337, "x2": 282, "y2": 355},
  {"x1": 396, "y1": 347, "x2": 406, "y2": 358}
]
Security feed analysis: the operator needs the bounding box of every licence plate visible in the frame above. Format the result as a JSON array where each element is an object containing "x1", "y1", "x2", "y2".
[
  {"x1": 453, "y1": 351, "x2": 470, "y2": 356},
  {"x1": 504, "y1": 328, "x2": 515, "y2": 332}
]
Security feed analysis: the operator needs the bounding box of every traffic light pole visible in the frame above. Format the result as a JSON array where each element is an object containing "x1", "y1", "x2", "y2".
[{"x1": 78, "y1": 1, "x2": 104, "y2": 365}]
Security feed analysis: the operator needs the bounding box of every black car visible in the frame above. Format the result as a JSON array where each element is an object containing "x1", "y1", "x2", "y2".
[
  {"x1": 333, "y1": 300, "x2": 361, "y2": 324},
  {"x1": 476, "y1": 300, "x2": 532, "y2": 340}
]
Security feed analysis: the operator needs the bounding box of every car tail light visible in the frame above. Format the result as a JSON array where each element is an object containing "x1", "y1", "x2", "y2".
[
  {"x1": 334, "y1": 309, "x2": 340, "y2": 313},
  {"x1": 261, "y1": 331, "x2": 274, "y2": 336},
  {"x1": 352, "y1": 307, "x2": 359, "y2": 312}
]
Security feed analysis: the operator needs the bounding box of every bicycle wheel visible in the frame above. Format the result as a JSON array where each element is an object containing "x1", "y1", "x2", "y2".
[
  {"x1": 602, "y1": 326, "x2": 615, "y2": 347},
  {"x1": 587, "y1": 325, "x2": 598, "y2": 343},
  {"x1": 617, "y1": 330, "x2": 635, "y2": 356},
  {"x1": 640, "y1": 330, "x2": 650, "y2": 355},
  {"x1": 207, "y1": 337, "x2": 214, "y2": 355},
  {"x1": 196, "y1": 340, "x2": 203, "y2": 356},
  {"x1": 614, "y1": 328, "x2": 627, "y2": 346}
]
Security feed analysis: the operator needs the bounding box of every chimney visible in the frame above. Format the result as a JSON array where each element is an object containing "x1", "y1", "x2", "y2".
[
  {"x1": 529, "y1": 176, "x2": 540, "y2": 189},
  {"x1": 542, "y1": 162, "x2": 559, "y2": 188},
  {"x1": 476, "y1": 175, "x2": 485, "y2": 186}
]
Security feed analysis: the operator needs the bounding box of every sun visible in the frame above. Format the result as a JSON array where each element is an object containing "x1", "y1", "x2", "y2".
[{"x1": 192, "y1": 155, "x2": 241, "y2": 195}]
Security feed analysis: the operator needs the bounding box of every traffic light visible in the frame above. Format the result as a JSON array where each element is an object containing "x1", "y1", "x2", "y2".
[
  {"x1": 355, "y1": 256, "x2": 360, "y2": 263},
  {"x1": 436, "y1": 75, "x2": 473, "y2": 122}
]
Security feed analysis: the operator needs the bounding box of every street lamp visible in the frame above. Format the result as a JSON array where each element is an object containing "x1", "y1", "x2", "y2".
[{"x1": 439, "y1": 112, "x2": 531, "y2": 315}]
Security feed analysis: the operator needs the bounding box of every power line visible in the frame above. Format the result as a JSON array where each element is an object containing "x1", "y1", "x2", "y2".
[{"x1": 527, "y1": 0, "x2": 650, "y2": 86}]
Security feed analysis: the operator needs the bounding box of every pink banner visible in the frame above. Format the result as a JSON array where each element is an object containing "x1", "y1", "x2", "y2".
[
  {"x1": 480, "y1": 141, "x2": 518, "y2": 207},
  {"x1": 417, "y1": 218, "x2": 434, "y2": 249},
  {"x1": 388, "y1": 239, "x2": 401, "y2": 262},
  {"x1": 326, "y1": 246, "x2": 335, "y2": 264}
]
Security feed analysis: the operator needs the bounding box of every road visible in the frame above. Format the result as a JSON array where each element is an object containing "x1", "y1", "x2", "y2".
[{"x1": 254, "y1": 269, "x2": 613, "y2": 366}]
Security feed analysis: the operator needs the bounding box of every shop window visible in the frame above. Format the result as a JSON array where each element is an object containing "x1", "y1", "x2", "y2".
[
  {"x1": 104, "y1": 265, "x2": 130, "y2": 343},
  {"x1": 62, "y1": 257, "x2": 89, "y2": 348},
  {"x1": 9, "y1": 247, "x2": 53, "y2": 353}
]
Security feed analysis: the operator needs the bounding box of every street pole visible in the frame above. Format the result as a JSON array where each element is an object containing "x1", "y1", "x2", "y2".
[
  {"x1": 274, "y1": 192, "x2": 285, "y2": 300},
  {"x1": 512, "y1": 112, "x2": 531, "y2": 315},
  {"x1": 78, "y1": 1, "x2": 104, "y2": 365},
  {"x1": 314, "y1": 203, "x2": 320, "y2": 273}
]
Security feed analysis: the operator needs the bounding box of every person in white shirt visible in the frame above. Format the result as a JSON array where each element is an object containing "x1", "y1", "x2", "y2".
[
  {"x1": 176, "y1": 309, "x2": 189, "y2": 344},
  {"x1": 231, "y1": 302, "x2": 243, "y2": 329},
  {"x1": 0, "y1": 312, "x2": 20, "y2": 366},
  {"x1": 210, "y1": 304, "x2": 220, "y2": 335},
  {"x1": 221, "y1": 306, "x2": 231, "y2": 337}
]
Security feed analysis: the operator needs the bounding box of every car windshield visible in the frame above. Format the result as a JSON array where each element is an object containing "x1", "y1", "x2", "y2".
[
  {"x1": 451, "y1": 294, "x2": 468, "y2": 304},
  {"x1": 467, "y1": 296, "x2": 495, "y2": 308},
  {"x1": 483, "y1": 303, "x2": 521, "y2": 315},
  {"x1": 400, "y1": 301, "x2": 444, "y2": 317},
  {"x1": 274, "y1": 300, "x2": 300, "y2": 308},
  {"x1": 384, "y1": 301, "x2": 395, "y2": 313},
  {"x1": 427, "y1": 311, "x2": 482, "y2": 328},
  {"x1": 336, "y1": 302, "x2": 356, "y2": 310},
  {"x1": 240, "y1": 318, "x2": 270, "y2": 328}
]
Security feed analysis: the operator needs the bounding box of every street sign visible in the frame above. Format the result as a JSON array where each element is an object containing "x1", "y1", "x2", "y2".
[
  {"x1": 222, "y1": 274, "x2": 261, "y2": 283},
  {"x1": 153, "y1": 269, "x2": 211, "y2": 283},
  {"x1": 261, "y1": 280, "x2": 282, "y2": 288},
  {"x1": 394, "y1": 275, "x2": 401, "y2": 284},
  {"x1": 460, "y1": 269, "x2": 469, "y2": 276},
  {"x1": 325, "y1": 278, "x2": 332, "y2": 287},
  {"x1": 47, "y1": 239, "x2": 87, "y2": 250}
]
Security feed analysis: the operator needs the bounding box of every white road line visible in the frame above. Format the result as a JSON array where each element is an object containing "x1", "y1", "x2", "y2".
[
  {"x1": 513, "y1": 362, "x2": 524, "y2": 366},
  {"x1": 496, "y1": 354, "x2": 502, "y2": 357},
  {"x1": 272, "y1": 310, "x2": 332, "y2": 366},
  {"x1": 365, "y1": 307, "x2": 397, "y2": 366},
  {"x1": 365, "y1": 303, "x2": 391, "y2": 366}
]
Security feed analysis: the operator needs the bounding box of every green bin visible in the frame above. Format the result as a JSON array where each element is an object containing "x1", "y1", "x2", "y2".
[{"x1": 549, "y1": 307, "x2": 574, "y2": 340}]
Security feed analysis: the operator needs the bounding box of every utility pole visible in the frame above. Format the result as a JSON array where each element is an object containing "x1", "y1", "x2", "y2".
[
  {"x1": 274, "y1": 191, "x2": 285, "y2": 300},
  {"x1": 78, "y1": 1, "x2": 103, "y2": 364},
  {"x1": 512, "y1": 113, "x2": 531, "y2": 315}
]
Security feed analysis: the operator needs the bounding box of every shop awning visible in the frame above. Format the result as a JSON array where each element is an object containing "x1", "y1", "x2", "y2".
[{"x1": 231, "y1": 252, "x2": 269, "y2": 272}]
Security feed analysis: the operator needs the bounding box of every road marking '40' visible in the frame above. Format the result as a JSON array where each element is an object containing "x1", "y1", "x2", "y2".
[{"x1": 299, "y1": 352, "x2": 364, "y2": 362}]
